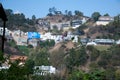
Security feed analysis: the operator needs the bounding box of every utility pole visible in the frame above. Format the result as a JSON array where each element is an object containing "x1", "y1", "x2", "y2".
[{"x1": 0, "y1": 3, "x2": 8, "y2": 53}]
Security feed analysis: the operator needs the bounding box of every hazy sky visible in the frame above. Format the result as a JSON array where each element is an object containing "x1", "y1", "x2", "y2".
[{"x1": 1, "y1": 0, "x2": 120, "y2": 18}]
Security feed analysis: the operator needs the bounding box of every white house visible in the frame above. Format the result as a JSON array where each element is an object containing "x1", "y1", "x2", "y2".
[
  {"x1": 71, "y1": 20, "x2": 82, "y2": 29},
  {"x1": 0, "y1": 27, "x2": 11, "y2": 36},
  {"x1": 96, "y1": 16, "x2": 114, "y2": 26},
  {"x1": 93, "y1": 39, "x2": 115, "y2": 45},
  {"x1": 40, "y1": 32, "x2": 79, "y2": 43},
  {"x1": 116, "y1": 40, "x2": 120, "y2": 45},
  {"x1": 86, "y1": 42, "x2": 97, "y2": 46},
  {"x1": 12, "y1": 30, "x2": 28, "y2": 46},
  {"x1": 34, "y1": 65, "x2": 56, "y2": 75}
]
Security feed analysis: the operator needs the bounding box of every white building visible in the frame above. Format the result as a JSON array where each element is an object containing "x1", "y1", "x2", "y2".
[
  {"x1": 86, "y1": 42, "x2": 97, "y2": 46},
  {"x1": 41, "y1": 32, "x2": 79, "y2": 43},
  {"x1": 12, "y1": 30, "x2": 28, "y2": 46},
  {"x1": 0, "y1": 27, "x2": 11, "y2": 36},
  {"x1": 96, "y1": 16, "x2": 114, "y2": 26},
  {"x1": 34, "y1": 65, "x2": 56, "y2": 75},
  {"x1": 116, "y1": 40, "x2": 120, "y2": 45}
]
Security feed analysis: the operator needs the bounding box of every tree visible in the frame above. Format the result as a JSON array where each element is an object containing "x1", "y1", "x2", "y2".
[
  {"x1": 115, "y1": 69, "x2": 120, "y2": 80},
  {"x1": 33, "y1": 48, "x2": 50, "y2": 66},
  {"x1": 86, "y1": 46, "x2": 100, "y2": 61},
  {"x1": 24, "y1": 59, "x2": 35, "y2": 75},
  {"x1": 104, "y1": 68, "x2": 115, "y2": 80},
  {"x1": 32, "y1": 15, "x2": 36, "y2": 20},
  {"x1": 67, "y1": 70, "x2": 84, "y2": 80},
  {"x1": 74, "y1": 10, "x2": 83, "y2": 17},
  {"x1": 0, "y1": 51, "x2": 4, "y2": 65},
  {"x1": 5, "y1": 9, "x2": 13, "y2": 17},
  {"x1": 98, "y1": 50, "x2": 112, "y2": 68},
  {"x1": 113, "y1": 14, "x2": 120, "y2": 27},
  {"x1": 49, "y1": 8, "x2": 52, "y2": 14},
  {"x1": 52, "y1": 7, "x2": 57, "y2": 14},
  {"x1": 65, "y1": 10, "x2": 68, "y2": 15},
  {"x1": 32, "y1": 15, "x2": 36, "y2": 24},
  {"x1": 68, "y1": 11, "x2": 72, "y2": 17},
  {"x1": 91, "y1": 12, "x2": 101, "y2": 21},
  {"x1": 48, "y1": 7, "x2": 57, "y2": 15},
  {"x1": 7, "y1": 60, "x2": 27, "y2": 80},
  {"x1": 89, "y1": 69, "x2": 105, "y2": 80},
  {"x1": 104, "y1": 13, "x2": 109, "y2": 16},
  {"x1": 65, "y1": 46, "x2": 88, "y2": 72}
]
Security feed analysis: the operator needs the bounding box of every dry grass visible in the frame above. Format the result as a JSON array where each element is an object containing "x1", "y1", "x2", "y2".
[{"x1": 94, "y1": 45, "x2": 111, "y2": 51}]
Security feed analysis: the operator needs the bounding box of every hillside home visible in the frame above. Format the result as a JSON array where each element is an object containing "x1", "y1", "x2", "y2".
[
  {"x1": 34, "y1": 65, "x2": 56, "y2": 75},
  {"x1": 28, "y1": 38, "x2": 39, "y2": 47},
  {"x1": 71, "y1": 20, "x2": 82, "y2": 29},
  {"x1": 45, "y1": 15, "x2": 64, "y2": 23},
  {"x1": 41, "y1": 32, "x2": 79, "y2": 43},
  {"x1": 37, "y1": 19, "x2": 50, "y2": 31},
  {"x1": 62, "y1": 21, "x2": 71, "y2": 31},
  {"x1": 96, "y1": 16, "x2": 114, "y2": 26},
  {"x1": 0, "y1": 66, "x2": 9, "y2": 70},
  {"x1": 27, "y1": 32, "x2": 40, "y2": 47},
  {"x1": 10, "y1": 55, "x2": 28, "y2": 62},
  {"x1": 12, "y1": 30, "x2": 28, "y2": 46},
  {"x1": 0, "y1": 27, "x2": 13, "y2": 41},
  {"x1": 50, "y1": 22, "x2": 63, "y2": 30},
  {"x1": 17, "y1": 37, "x2": 28, "y2": 46},
  {"x1": 116, "y1": 40, "x2": 120, "y2": 45},
  {"x1": 86, "y1": 42, "x2": 97, "y2": 46},
  {"x1": 0, "y1": 27, "x2": 11, "y2": 36},
  {"x1": 80, "y1": 38, "x2": 90, "y2": 45},
  {"x1": 93, "y1": 39, "x2": 115, "y2": 45},
  {"x1": 40, "y1": 32, "x2": 52, "y2": 41},
  {"x1": 81, "y1": 16, "x2": 90, "y2": 23}
]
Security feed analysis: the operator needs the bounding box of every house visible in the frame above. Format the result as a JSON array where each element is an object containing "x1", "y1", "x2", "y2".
[
  {"x1": 71, "y1": 20, "x2": 82, "y2": 29},
  {"x1": 86, "y1": 42, "x2": 97, "y2": 46},
  {"x1": 80, "y1": 38, "x2": 90, "y2": 45},
  {"x1": 17, "y1": 37, "x2": 28, "y2": 46},
  {"x1": 93, "y1": 39, "x2": 115, "y2": 45},
  {"x1": 12, "y1": 30, "x2": 27, "y2": 45},
  {"x1": 34, "y1": 65, "x2": 56, "y2": 75},
  {"x1": 81, "y1": 16, "x2": 90, "y2": 23},
  {"x1": 10, "y1": 55, "x2": 28, "y2": 62},
  {"x1": 37, "y1": 19, "x2": 50, "y2": 31},
  {"x1": 0, "y1": 27, "x2": 13, "y2": 41},
  {"x1": 96, "y1": 16, "x2": 114, "y2": 26},
  {"x1": 116, "y1": 40, "x2": 120, "y2": 45},
  {"x1": 62, "y1": 21, "x2": 71, "y2": 31},
  {"x1": 0, "y1": 66, "x2": 9, "y2": 70},
  {"x1": 40, "y1": 32, "x2": 79, "y2": 43},
  {"x1": 0, "y1": 27, "x2": 10, "y2": 36},
  {"x1": 27, "y1": 32, "x2": 41, "y2": 47},
  {"x1": 40, "y1": 32, "x2": 52, "y2": 41},
  {"x1": 28, "y1": 38, "x2": 39, "y2": 47},
  {"x1": 50, "y1": 22, "x2": 63, "y2": 30}
]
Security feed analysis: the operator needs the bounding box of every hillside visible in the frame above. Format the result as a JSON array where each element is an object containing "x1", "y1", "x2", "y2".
[
  {"x1": 0, "y1": 37, "x2": 24, "y2": 56},
  {"x1": 49, "y1": 41, "x2": 75, "y2": 53}
]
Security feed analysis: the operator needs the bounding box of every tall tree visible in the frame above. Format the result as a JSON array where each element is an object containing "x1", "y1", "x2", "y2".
[
  {"x1": 65, "y1": 10, "x2": 68, "y2": 15},
  {"x1": 104, "y1": 13, "x2": 109, "y2": 16},
  {"x1": 74, "y1": 10, "x2": 83, "y2": 16},
  {"x1": 68, "y1": 11, "x2": 72, "y2": 17},
  {"x1": 91, "y1": 12, "x2": 101, "y2": 21},
  {"x1": 32, "y1": 15, "x2": 36, "y2": 20}
]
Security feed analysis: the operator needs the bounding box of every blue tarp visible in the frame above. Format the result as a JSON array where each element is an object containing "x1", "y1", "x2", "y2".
[{"x1": 28, "y1": 32, "x2": 40, "y2": 39}]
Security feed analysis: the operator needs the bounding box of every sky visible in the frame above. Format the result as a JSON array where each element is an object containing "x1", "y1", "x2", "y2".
[{"x1": 1, "y1": 0, "x2": 120, "y2": 18}]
